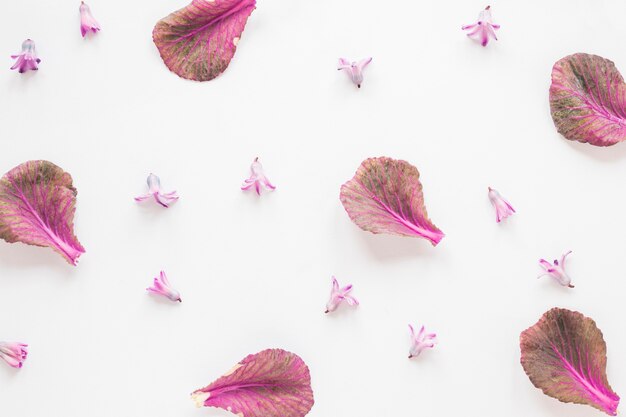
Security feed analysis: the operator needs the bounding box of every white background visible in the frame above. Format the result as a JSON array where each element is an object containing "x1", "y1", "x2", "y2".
[{"x1": 1, "y1": 0, "x2": 626, "y2": 416}]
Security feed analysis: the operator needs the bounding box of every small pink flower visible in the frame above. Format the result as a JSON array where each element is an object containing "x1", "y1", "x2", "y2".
[
  {"x1": 538, "y1": 251, "x2": 574, "y2": 288},
  {"x1": 0, "y1": 341, "x2": 28, "y2": 369},
  {"x1": 10, "y1": 39, "x2": 40, "y2": 73},
  {"x1": 241, "y1": 157, "x2": 275, "y2": 195},
  {"x1": 135, "y1": 173, "x2": 179, "y2": 208},
  {"x1": 338, "y1": 57, "x2": 372, "y2": 88},
  {"x1": 408, "y1": 324, "x2": 436, "y2": 358},
  {"x1": 79, "y1": 1, "x2": 101, "y2": 37},
  {"x1": 325, "y1": 276, "x2": 358, "y2": 313},
  {"x1": 462, "y1": 6, "x2": 500, "y2": 47},
  {"x1": 488, "y1": 187, "x2": 515, "y2": 223},
  {"x1": 147, "y1": 271, "x2": 181, "y2": 302}
]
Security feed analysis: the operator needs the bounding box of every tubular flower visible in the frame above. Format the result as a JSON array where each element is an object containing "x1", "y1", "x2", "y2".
[
  {"x1": 10, "y1": 39, "x2": 40, "y2": 73},
  {"x1": 146, "y1": 271, "x2": 182, "y2": 302},
  {"x1": 538, "y1": 251, "x2": 574, "y2": 288},
  {"x1": 241, "y1": 157, "x2": 275, "y2": 195},
  {"x1": 325, "y1": 276, "x2": 358, "y2": 313},
  {"x1": 79, "y1": 2, "x2": 101, "y2": 37},
  {"x1": 462, "y1": 6, "x2": 500, "y2": 47},
  {"x1": 408, "y1": 324, "x2": 436, "y2": 358},
  {"x1": 135, "y1": 173, "x2": 179, "y2": 208},
  {"x1": 0, "y1": 342, "x2": 28, "y2": 369},
  {"x1": 337, "y1": 57, "x2": 372, "y2": 88},
  {"x1": 488, "y1": 187, "x2": 515, "y2": 223}
]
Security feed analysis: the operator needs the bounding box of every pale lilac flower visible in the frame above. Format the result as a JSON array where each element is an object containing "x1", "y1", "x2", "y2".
[
  {"x1": 241, "y1": 157, "x2": 275, "y2": 195},
  {"x1": 79, "y1": 1, "x2": 101, "y2": 37},
  {"x1": 135, "y1": 173, "x2": 179, "y2": 208},
  {"x1": 338, "y1": 57, "x2": 372, "y2": 88},
  {"x1": 0, "y1": 342, "x2": 28, "y2": 369},
  {"x1": 538, "y1": 251, "x2": 574, "y2": 288},
  {"x1": 462, "y1": 6, "x2": 500, "y2": 47},
  {"x1": 408, "y1": 324, "x2": 436, "y2": 358},
  {"x1": 147, "y1": 271, "x2": 181, "y2": 302},
  {"x1": 488, "y1": 187, "x2": 515, "y2": 223},
  {"x1": 10, "y1": 39, "x2": 40, "y2": 73},
  {"x1": 325, "y1": 276, "x2": 358, "y2": 313}
]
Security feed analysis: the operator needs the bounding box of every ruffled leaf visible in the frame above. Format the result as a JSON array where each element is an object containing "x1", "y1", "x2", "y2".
[
  {"x1": 0, "y1": 161, "x2": 85, "y2": 265},
  {"x1": 520, "y1": 308, "x2": 620, "y2": 415},
  {"x1": 550, "y1": 53, "x2": 626, "y2": 146},
  {"x1": 191, "y1": 349, "x2": 314, "y2": 417},
  {"x1": 340, "y1": 157, "x2": 444, "y2": 245},
  {"x1": 153, "y1": 0, "x2": 256, "y2": 81}
]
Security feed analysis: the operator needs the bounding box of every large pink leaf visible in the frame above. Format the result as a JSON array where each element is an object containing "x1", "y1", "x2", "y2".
[
  {"x1": 0, "y1": 161, "x2": 85, "y2": 265},
  {"x1": 191, "y1": 349, "x2": 314, "y2": 417},
  {"x1": 520, "y1": 308, "x2": 620, "y2": 415},
  {"x1": 340, "y1": 157, "x2": 444, "y2": 245},
  {"x1": 550, "y1": 53, "x2": 626, "y2": 146},
  {"x1": 153, "y1": 0, "x2": 256, "y2": 81}
]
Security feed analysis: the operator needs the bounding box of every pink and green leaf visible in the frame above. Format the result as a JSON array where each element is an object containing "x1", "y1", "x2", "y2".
[
  {"x1": 153, "y1": 0, "x2": 256, "y2": 82},
  {"x1": 191, "y1": 349, "x2": 314, "y2": 417},
  {"x1": 550, "y1": 53, "x2": 626, "y2": 146},
  {"x1": 0, "y1": 161, "x2": 85, "y2": 265},
  {"x1": 520, "y1": 308, "x2": 620, "y2": 415},
  {"x1": 340, "y1": 157, "x2": 444, "y2": 245}
]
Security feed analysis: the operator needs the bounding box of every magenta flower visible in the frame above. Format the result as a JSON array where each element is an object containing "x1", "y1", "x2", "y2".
[
  {"x1": 135, "y1": 173, "x2": 179, "y2": 208},
  {"x1": 338, "y1": 57, "x2": 372, "y2": 88},
  {"x1": 325, "y1": 276, "x2": 358, "y2": 314},
  {"x1": 538, "y1": 251, "x2": 574, "y2": 288},
  {"x1": 79, "y1": 1, "x2": 101, "y2": 37},
  {"x1": 241, "y1": 157, "x2": 275, "y2": 195},
  {"x1": 0, "y1": 342, "x2": 28, "y2": 369},
  {"x1": 408, "y1": 324, "x2": 436, "y2": 358},
  {"x1": 462, "y1": 6, "x2": 500, "y2": 47},
  {"x1": 10, "y1": 39, "x2": 40, "y2": 73},
  {"x1": 488, "y1": 187, "x2": 515, "y2": 223},
  {"x1": 147, "y1": 271, "x2": 181, "y2": 302}
]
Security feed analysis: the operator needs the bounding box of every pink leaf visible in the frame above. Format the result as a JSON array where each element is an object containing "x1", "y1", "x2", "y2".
[
  {"x1": 191, "y1": 349, "x2": 314, "y2": 417},
  {"x1": 153, "y1": 0, "x2": 256, "y2": 82},
  {"x1": 0, "y1": 161, "x2": 85, "y2": 265},
  {"x1": 520, "y1": 308, "x2": 620, "y2": 415},
  {"x1": 340, "y1": 157, "x2": 444, "y2": 245},
  {"x1": 550, "y1": 53, "x2": 626, "y2": 146}
]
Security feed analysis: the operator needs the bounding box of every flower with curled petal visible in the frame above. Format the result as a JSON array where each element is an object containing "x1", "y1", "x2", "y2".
[
  {"x1": 462, "y1": 6, "x2": 499, "y2": 47},
  {"x1": 10, "y1": 39, "x2": 40, "y2": 73},
  {"x1": 79, "y1": 2, "x2": 101, "y2": 37},
  {"x1": 146, "y1": 271, "x2": 181, "y2": 302},
  {"x1": 241, "y1": 157, "x2": 275, "y2": 195},
  {"x1": 325, "y1": 276, "x2": 358, "y2": 314},
  {"x1": 135, "y1": 173, "x2": 179, "y2": 208},
  {"x1": 488, "y1": 187, "x2": 515, "y2": 223},
  {"x1": 338, "y1": 57, "x2": 372, "y2": 88},
  {"x1": 0, "y1": 342, "x2": 28, "y2": 369},
  {"x1": 408, "y1": 324, "x2": 436, "y2": 358},
  {"x1": 538, "y1": 251, "x2": 574, "y2": 288}
]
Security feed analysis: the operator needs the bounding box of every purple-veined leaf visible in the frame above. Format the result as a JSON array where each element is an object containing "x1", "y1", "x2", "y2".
[
  {"x1": 520, "y1": 308, "x2": 620, "y2": 415},
  {"x1": 0, "y1": 161, "x2": 85, "y2": 265},
  {"x1": 550, "y1": 53, "x2": 626, "y2": 147},
  {"x1": 340, "y1": 157, "x2": 444, "y2": 245},
  {"x1": 191, "y1": 349, "x2": 314, "y2": 417},
  {"x1": 153, "y1": 0, "x2": 256, "y2": 82}
]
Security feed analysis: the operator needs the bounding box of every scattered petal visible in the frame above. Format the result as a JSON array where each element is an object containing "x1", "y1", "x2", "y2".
[
  {"x1": 408, "y1": 324, "x2": 436, "y2": 358},
  {"x1": 0, "y1": 342, "x2": 28, "y2": 369},
  {"x1": 550, "y1": 53, "x2": 626, "y2": 146},
  {"x1": 325, "y1": 276, "x2": 358, "y2": 314},
  {"x1": 153, "y1": 0, "x2": 256, "y2": 81},
  {"x1": 338, "y1": 57, "x2": 372, "y2": 88},
  {"x1": 0, "y1": 161, "x2": 85, "y2": 265},
  {"x1": 520, "y1": 308, "x2": 620, "y2": 415},
  {"x1": 10, "y1": 39, "x2": 40, "y2": 73},
  {"x1": 538, "y1": 251, "x2": 574, "y2": 288},
  {"x1": 135, "y1": 173, "x2": 179, "y2": 208},
  {"x1": 488, "y1": 187, "x2": 515, "y2": 223},
  {"x1": 340, "y1": 157, "x2": 444, "y2": 245},
  {"x1": 146, "y1": 271, "x2": 181, "y2": 302},
  {"x1": 241, "y1": 157, "x2": 275, "y2": 195},
  {"x1": 79, "y1": 1, "x2": 101, "y2": 37},
  {"x1": 191, "y1": 348, "x2": 314, "y2": 417},
  {"x1": 462, "y1": 6, "x2": 499, "y2": 47}
]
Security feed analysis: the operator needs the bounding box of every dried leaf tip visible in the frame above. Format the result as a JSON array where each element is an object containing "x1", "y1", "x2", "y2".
[
  {"x1": 462, "y1": 6, "x2": 500, "y2": 46},
  {"x1": 241, "y1": 157, "x2": 275, "y2": 195},
  {"x1": 0, "y1": 342, "x2": 28, "y2": 369},
  {"x1": 408, "y1": 324, "x2": 436, "y2": 358},
  {"x1": 338, "y1": 57, "x2": 372, "y2": 88},
  {"x1": 146, "y1": 271, "x2": 182, "y2": 302},
  {"x1": 135, "y1": 173, "x2": 179, "y2": 208},
  {"x1": 488, "y1": 187, "x2": 515, "y2": 223},
  {"x1": 79, "y1": 1, "x2": 101, "y2": 37},
  {"x1": 325, "y1": 276, "x2": 358, "y2": 314},
  {"x1": 10, "y1": 39, "x2": 40, "y2": 73},
  {"x1": 538, "y1": 251, "x2": 574, "y2": 288}
]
